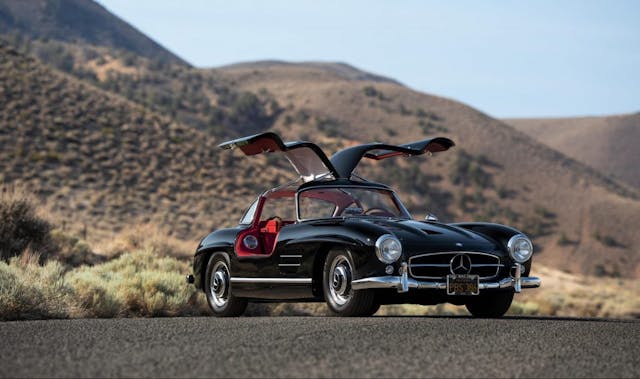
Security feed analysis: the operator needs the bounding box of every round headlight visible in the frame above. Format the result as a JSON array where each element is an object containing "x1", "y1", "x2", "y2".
[
  {"x1": 243, "y1": 235, "x2": 259, "y2": 250},
  {"x1": 507, "y1": 234, "x2": 533, "y2": 263},
  {"x1": 375, "y1": 234, "x2": 402, "y2": 263}
]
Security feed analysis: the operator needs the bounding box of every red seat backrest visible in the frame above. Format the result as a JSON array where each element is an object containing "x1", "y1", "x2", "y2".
[{"x1": 262, "y1": 219, "x2": 281, "y2": 233}]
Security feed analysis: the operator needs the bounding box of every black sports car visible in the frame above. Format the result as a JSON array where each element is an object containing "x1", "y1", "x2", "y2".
[{"x1": 187, "y1": 132, "x2": 541, "y2": 317}]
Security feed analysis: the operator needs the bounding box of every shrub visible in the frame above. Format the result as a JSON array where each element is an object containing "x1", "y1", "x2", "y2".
[
  {"x1": 0, "y1": 254, "x2": 74, "y2": 320},
  {"x1": 0, "y1": 248, "x2": 208, "y2": 320},
  {"x1": 363, "y1": 85, "x2": 379, "y2": 97},
  {"x1": 0, "y1": 186, "x2": 54, "y2": 262},
  {"x1": 66, "y1": 249, "x2": 206, "y2": 317}
]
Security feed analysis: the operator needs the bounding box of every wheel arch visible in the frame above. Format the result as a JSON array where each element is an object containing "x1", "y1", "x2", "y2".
[
  {"x1": 310, "y1": 242, "x2": 372, "y2": 299},
  {"x1": 194, "y1": 247, "x2": 233, "y2": 291}
]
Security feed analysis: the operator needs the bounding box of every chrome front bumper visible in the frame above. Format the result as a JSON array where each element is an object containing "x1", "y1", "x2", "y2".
[{"x1": 351, "y1": 262, "x2": 541, "y2": 293}]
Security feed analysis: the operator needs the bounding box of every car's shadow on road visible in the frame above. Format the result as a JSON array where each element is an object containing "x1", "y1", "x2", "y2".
[{"x1": 369, "y1": 314, "x2": 638, "y2": 323}]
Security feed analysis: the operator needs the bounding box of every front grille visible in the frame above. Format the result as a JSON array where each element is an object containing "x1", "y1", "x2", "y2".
[{"x1": 408, "y1": 252, "x2": 502, "y2": 279}]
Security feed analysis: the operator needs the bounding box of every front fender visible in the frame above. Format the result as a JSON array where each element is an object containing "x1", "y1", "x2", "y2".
[{"x1": 451, "y1": 222, "x2": 533, "y2": 274}]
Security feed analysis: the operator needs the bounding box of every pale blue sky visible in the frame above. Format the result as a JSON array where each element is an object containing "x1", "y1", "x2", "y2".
[{"x1": 97, "y1": 0, "x2": 639, "y2": 118}]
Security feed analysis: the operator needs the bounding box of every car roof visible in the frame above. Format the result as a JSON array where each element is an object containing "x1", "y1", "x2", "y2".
[{"x1": 297, "y1": 178, "x2": 392, "y2": 192}]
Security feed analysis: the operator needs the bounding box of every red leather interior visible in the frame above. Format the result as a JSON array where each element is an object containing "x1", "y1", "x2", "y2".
[
  {"x1": 260, "y1": 219, "x2": 282, "y2": 255},
  {"x1": 261, "y1": 219, "x2": 281, "y2": 234}
]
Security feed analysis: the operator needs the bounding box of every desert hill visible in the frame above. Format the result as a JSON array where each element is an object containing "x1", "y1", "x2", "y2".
[
  {"x1": 0, "y1": 0, "x2": 187, "y2": 65},
  {"x1": 505, "y1": 113, "x2": 640, "y2": 189},
  {"x1": 0, "y1": 41, "x2": 291, "y2": 244}
]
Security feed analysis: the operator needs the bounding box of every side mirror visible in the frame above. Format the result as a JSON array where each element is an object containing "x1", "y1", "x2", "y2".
[{"x1": 425, "y1": 213, "x2": 438, "y2": 222}]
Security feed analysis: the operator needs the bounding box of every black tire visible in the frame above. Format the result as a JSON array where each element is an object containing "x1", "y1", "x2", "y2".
[
  {"x1": 204, "y1": 254, "x2": 247, "y2": 317},
  {"x1": 465, "y1": 291, "x2": 514, "y2": 318},
  {"x1": 323, "y1": 249, "x2": 377, "y2": 316}
]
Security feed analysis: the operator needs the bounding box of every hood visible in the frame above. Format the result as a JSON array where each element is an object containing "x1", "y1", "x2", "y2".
[{"x1": 356, "y1": 218, "x2": 500, "y2": 255}]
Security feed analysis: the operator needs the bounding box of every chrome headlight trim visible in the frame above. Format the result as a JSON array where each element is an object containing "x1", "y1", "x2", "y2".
[
  {"x1": 375, "y1": 234, "x2": 402, "y2": 264},
  {"x1": 507, "y1": 234, "x2": 533, "y2": 263}
]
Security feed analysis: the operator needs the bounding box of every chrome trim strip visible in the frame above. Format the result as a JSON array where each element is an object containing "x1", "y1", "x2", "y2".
[
  {"x1": 277, "y1": 263, "x2": 301, "y2": 267},
  {"x1": 230, "y1": 277, "x2": 312, "y2": 284},
  {"x1": 280, "y1": 255, "x2": 303, "y2": 258},
  {"x1": 351, "y1": 275, "x2": 541, "y2": 292}
]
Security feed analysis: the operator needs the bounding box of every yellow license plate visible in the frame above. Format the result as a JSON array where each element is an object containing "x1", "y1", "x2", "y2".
[{"x1": 446, "y1": 274, "x2": 479, "y2": 295}]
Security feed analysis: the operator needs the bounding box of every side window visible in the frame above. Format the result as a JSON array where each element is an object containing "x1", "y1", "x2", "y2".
[
  {"x1": 299, "y1": 196, "x2": 337, "y2": 219},
  {"x1": 260, "y1": 197, "x2": 295, "y2": 222}
]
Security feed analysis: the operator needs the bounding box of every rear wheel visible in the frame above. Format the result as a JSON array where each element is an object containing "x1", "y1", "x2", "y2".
[
  {"x1": 465, "y1": 291, "x2": 514, "y2": 318},
  {"x1": 323, "y1": 249, "x2": 378, "y2": 316},
  {"x1": 205, "y1": 254, "x2": 247, "y2": 317}
]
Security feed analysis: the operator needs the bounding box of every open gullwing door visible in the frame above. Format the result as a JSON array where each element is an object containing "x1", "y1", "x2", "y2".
[
  {"x1": 329, "y1": 137, "x2": 455, "y2": 179},
  {"x1": 219, "y1": 133, "x2": 454, "y2": 181},
  {"x1": 218, "y1": 132, "x2": 338, "y2": 182}
]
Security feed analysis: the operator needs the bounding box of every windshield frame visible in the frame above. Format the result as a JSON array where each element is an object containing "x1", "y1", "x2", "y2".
[{"x1": 295, "y1": 185, "x2": 412, "y2": 222}]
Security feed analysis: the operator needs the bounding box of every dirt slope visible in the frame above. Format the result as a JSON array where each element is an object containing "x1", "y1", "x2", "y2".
[
  {"x1": 0, "y1": 41, "x2": 289, "y2": 244},
  {"x1": 505, "y1": 114, "x2": 640, "y2": 188}
]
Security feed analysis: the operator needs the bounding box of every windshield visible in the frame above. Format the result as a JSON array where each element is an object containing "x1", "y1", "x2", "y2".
[{"x1": 298, "y1": 187, "x2": 410, "y2": 220}]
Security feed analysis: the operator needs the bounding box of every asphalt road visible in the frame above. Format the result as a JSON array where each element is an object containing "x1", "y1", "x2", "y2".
[{"x1": 0, "y1": 316, "x2": 637, "y2": 378}]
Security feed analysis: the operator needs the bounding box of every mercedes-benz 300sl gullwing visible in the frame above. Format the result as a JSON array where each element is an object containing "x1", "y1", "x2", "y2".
[{"x1": 187, "y1": 132, "x2": 541, "y2": 317}]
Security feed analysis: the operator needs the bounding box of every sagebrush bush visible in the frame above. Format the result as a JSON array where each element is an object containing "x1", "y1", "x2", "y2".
[
  {"x1": 67, "y1": 249, "x2": 206, "y2": 317},
  {"x1": 0, "y1": 186, "x2": 54, "y2": 262},
  {"x1": 0, "y1": 248, "x2": 208, "y2": 320},
  {"x1": 0, "y1": 253, "x2": 75, "y2": 320}
]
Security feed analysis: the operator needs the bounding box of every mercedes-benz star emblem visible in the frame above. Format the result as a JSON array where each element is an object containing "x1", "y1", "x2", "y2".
[{"x1": 450, "y1": 253, "x2": 472, "y2": 275}]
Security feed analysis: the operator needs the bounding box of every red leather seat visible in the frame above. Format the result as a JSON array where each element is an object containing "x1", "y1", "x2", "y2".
[
  {"x1": 262, "y1": 219, "x2": 281, "y2": 233},
  {"x1": 260, "y1": 218, "x2": 282, "y2": 255}
]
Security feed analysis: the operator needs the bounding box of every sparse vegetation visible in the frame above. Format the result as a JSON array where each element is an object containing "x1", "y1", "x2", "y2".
[
  {"x1": 0, "y1": 249, "x2": 208, "y2": 321},
  {"x1": 450, "y1": 149, "x2": 493, "y2": 188},
  {"x1": 593, "y1": 232, "x2": 625, "y2": 248}
]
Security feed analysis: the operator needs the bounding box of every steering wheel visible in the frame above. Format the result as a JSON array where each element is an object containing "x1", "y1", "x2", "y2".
[{"x1": 364, "y1": 208, "x2": 394, "y2": 217}]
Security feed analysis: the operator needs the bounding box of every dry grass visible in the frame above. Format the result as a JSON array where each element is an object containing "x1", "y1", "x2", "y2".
[
  {"x1": 67, "y1": 249, "x2": 207, "y2": 317},
  {"x1": 0, "y1": 248, "x2": 208, "y2": 321},
  {"x1": 95, "y1": 223, "x2": 196, "y2": 260},
  {"x1": 0, "y1": 252, "x2": 75, "y2": 320}
]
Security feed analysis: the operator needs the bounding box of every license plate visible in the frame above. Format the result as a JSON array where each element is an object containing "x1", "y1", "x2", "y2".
[{"x1": 446, "y1": 274, "x2": 479, "y2": 295}]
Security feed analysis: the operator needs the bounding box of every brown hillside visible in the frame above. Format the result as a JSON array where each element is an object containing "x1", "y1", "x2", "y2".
[
  {"x1": 0, "y1": 41, "x2": 291, "y2": 245},
  {"x1": 505, "y1": 114, "x2": 640, "y2": 188},
  {"x1": 217, "y1": 61, "x2": 640, "y2": 279},
  {"x1": 0, "y1": 0, "x2": 187, "y2": 65}
]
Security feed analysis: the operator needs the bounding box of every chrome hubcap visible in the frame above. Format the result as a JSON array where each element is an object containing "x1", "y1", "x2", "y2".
[
  {"x1": 329, "y1": 255, "x2": 352, "y2": 306},
  {"x1": 210, "y1": 261, "x2": 230, "y2": 308}
]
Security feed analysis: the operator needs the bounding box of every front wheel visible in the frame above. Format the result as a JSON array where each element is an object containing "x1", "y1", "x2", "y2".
[
  {"x1": 323, "y1": 249, "x2": 378, "y2": 316},
  {"x1": 204, "y1": 254, "x2": 247, "y2": 317},
  {"x1": 465, "y1": 291, "x2": 514, "y2": 318}
]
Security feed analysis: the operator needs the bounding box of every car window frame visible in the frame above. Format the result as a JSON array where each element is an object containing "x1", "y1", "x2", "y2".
[{"x1": 295, "y1": 185, "x2": 412, "y2": 222}]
